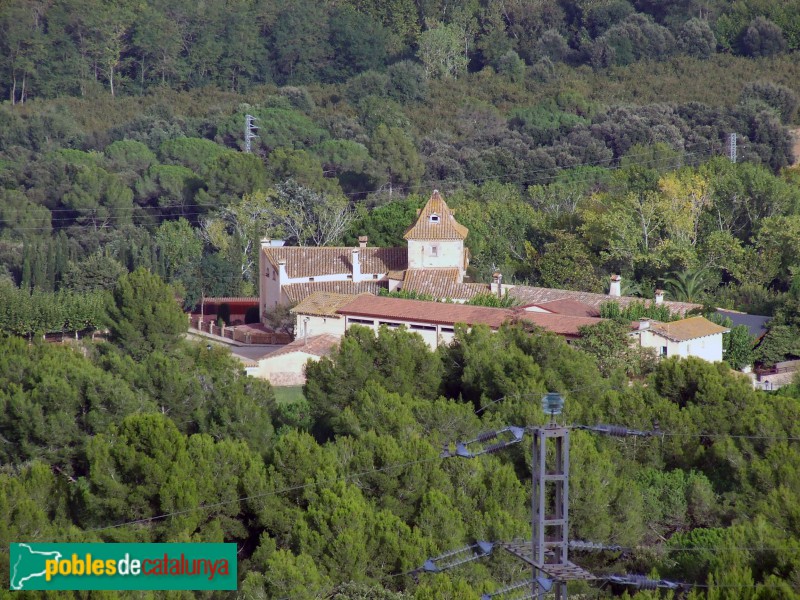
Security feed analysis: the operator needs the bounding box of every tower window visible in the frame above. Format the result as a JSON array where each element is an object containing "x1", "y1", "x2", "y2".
[
  {"x1": 429, "y1": 213, "x2": 440, "y2": 223},
  {"x1": 431, "y1": 244, "x2": 439, "y2": 257}
]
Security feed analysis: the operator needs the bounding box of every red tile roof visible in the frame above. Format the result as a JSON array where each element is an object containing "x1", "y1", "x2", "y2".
[
  {"x1": 513, "y1": 312, "x2": 604, "y2": 337},
  {"x1": 402, "y1": 268, "x2": 487, "y2": 300},
  {"x1": 526, "y1": 298, "x2": 601, "y2": 318},
  {"x1": 403, "y1": 190, "x2": 469, "y2": 240},
  {"x1": 507, "y1": 286, "x2": 701, "y2": 316},
  {"x1": 261, "y1": 334, "x2": 340, "y2": 360},
  {"x1": 264, "y1": 246, "x2": 407, "y2": 278},
  {"x1": 338, "y1": 295, "x2": 512, "y2": 328},
  {"x1": 283, "y1": 281, "x2": 388, "y2": 303},
  {"x1": 336, "y1": 295, "x2": 605, "y2": 337}
]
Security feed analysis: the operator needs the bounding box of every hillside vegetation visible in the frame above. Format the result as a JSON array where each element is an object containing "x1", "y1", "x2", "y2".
[{"x1": 1, "y1": 270, "x2": 800, "y2": 598}]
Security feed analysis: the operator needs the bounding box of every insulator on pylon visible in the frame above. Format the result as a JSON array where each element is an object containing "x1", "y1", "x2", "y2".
[{"x1": 477, "y1": 430, "x2": 499, "y2": 442}]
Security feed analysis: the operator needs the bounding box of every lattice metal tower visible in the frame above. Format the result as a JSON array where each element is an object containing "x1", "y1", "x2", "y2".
[{"x1": 244, "y1": 114, "x2": 259, "y2": 153}]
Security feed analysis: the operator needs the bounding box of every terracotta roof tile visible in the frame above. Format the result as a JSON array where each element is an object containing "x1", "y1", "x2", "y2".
[
  {"x1": 507, "y1": 285, "x2": 701, "y2": 317},
  {"x1": 283, "y1": 281, "x2": 387, "y2": 303},
  {"x1": 402, "y1": 268, "x2": 487, "y2": 300},
  {"x1": 264, "y1": 246, "x2": 407, "y2": 278},
  {"x1": 526, "y1": 298, "x2": 601, "y2": 318},
  {"x1": 261, "y1": 334, "x2": 340, "y2": 360},
  {"x1": 513, "y1": 312, "x2": 605, "y2": 337},
  {"x1": 336, "y1": 295, "x2": 606, "y2": 337},
  {"x1": 647, "y1": 316, "x2": 729, "y2": 342},
  {"x1": 338, "y1": 295, "x2": 512, "y2": 328},
  {"x1": 291, "y1": 292, "x2": 361, "y2": 317},
  {"x1": 403, "y1": 190, "x2": 468, "y2": 240}
]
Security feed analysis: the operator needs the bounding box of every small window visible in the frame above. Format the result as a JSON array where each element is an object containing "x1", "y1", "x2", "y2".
[
  {"x1": 430, "y1": 244, "x2": 439, "y2": 257},
  {"x1": 373, "y1": 274, "x2": 379, "y2": 279},
  {"x1": 347, "y1": 274, "x2": 353, "y2": 279},
  {"x1": 429, "y1": 213, "x2": 440, "y2": 223},
  {"x1": 309, "y1": 277, "x2": 315, "y2": 282},
  {"x1": 660, "y1": 346, "x2": 668, "y2": 357}
]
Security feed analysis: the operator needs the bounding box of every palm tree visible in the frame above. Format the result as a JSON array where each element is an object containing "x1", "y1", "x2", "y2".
[{"x1": 662, "y1": 269, "x2": 711, "y2": 303}]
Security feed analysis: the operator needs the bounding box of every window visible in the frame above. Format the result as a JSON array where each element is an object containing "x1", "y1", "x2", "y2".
[
  {"x1": 348, "y1": 318, "x2": 374, "y2": 325},
  {"x1": 441, "y1": 326, "x2": 455, "y2": 333},
  {"x1": 660, "y1": 346, "x2": 668, "y2": 357},
  {"x1": 411, "y1": 324, "x2": 436, "y2": 331},
  {"x1": 429, "y1": 213, "x2": 440, "y2": 223},
  {"x1": 309, "y1": 277, "x2": 315, "y2": 282},
  {"x1": 430, "y1": 244, "x2": 439, "y2": 257},
  {"x1": 373, "y1": 274, "x2": 379, "y2": 279}
]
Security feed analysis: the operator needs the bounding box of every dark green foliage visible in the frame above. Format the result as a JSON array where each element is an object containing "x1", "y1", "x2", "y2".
[
  {"x1": 740, "y1": 17, "x2": 787, "y2": 57},
  {"x1": 740, "y1": 80, "x2": 799, "y2": 123},
  {"x1": 105, "y1": 268, "x2": 187, "y2": 360},
  {"x1": 574, "y1": 319, "x2": 654, "y2": 377},
  {"x1": 600, "y1": 300, "x2": 680, "y2": 322},
  {"x1": 304, "y1": 326, "x2": 443, "y2": 439},
  {"x1": 465, "y1": 292, "x2": 518, "y2": 308}
]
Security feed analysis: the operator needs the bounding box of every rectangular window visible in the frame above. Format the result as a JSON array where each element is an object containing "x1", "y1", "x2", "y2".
[
  {"x1": 440, "y1": 326, "x2": 455, "y2": 333},
  {"x1": 348, "y1": 318, "x2": 375, "y2": 325},
  {"x1": 430, "y1": 244, "x2": 439, "y2": 257},
  {"x1": 309, "y1": 277, "x2": 315, "y2": 282},
  {"x1": 379, "y1": 321, "x2": 401, "y2": 328},
  {"x1": 410, "y1": 324, "x2": 436, "y2": 331},
  {"x1": 661, "y1": 346, "x2": 668, "y2": 356}
]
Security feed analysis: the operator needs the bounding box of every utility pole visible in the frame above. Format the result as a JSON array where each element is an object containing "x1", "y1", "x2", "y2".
[
  {"x1": 244, "y1": 114, "x2": 259, "y2": 153},
  {"x1": 728, "y1": 132, "x2": 737, "y2": 164}
]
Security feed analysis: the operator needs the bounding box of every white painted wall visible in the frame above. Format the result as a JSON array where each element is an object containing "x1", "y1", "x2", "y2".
[
  {"x1": 294, "y1": 314, "x2": 347, "y2": 339},
  {"x1": 342, "y1": 316, "x2": 459, "y2": 349},
  {"x1": 639, "y1": 331, "x2": 724, "y2": 362},
  {"x1": 407, "y1": 239, "x2": 464, "y2": 273},
  {"x1": 252, "y1": 351, "x2": 318, "y2": 386}
]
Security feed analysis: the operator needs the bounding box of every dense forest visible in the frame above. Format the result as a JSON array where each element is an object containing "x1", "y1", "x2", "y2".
[
  {"x1": 3, "y1": 0, "x2": 800, "y2": 596},
  {"x1": 2, "y1": 269, "x2": 800, "y2": 598}
]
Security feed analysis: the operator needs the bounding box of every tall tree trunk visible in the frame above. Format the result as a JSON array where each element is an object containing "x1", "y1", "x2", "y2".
[{"x1": 109, "y1": 64, "x2": 115, "y2": 97}]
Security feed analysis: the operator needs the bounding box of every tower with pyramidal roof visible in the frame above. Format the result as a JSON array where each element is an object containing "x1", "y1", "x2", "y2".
[{"x1": 403, "y1": 190, "x2": 469, "y2": 280}]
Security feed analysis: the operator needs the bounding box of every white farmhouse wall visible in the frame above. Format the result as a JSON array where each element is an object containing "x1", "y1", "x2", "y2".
[
  {"x1": 294, "y1": 314, "x2": 347, "y2": 339},
  {"x1": 253, "y1": 352, "x2": 318, "y2": 386},
  {"x1": 407, "y1": 239, "x2": 464, "y2": 272},
  {"x1": 639, "y1": 331, "x2": 724, "y2": 362}
]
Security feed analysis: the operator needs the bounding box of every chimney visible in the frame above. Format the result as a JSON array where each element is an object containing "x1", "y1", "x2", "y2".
[
  {"x1": 655, "y1": 289, "x2": 664, "y2": 305},
  {"x1": 277, "y1": 259, "x2": 288, "y2": 284},
  {"x1": 358, "y1": 235, "x2": 368, "y2": 249},
  {"x1": 261, "y1": 238, "x2": 286, "y2": 247},
  {"x1": 638, "y1": 318, "x2": 650, "y2": 331},
  {"x1": 492, "y1": 271, "x2": 503, "y2": 298},
  {"x1": 352, "y1": 248, "x2": 362, "y2": 283},
  {"x1": 609, "y1": 274, "x2": 621, "y2": 297}
]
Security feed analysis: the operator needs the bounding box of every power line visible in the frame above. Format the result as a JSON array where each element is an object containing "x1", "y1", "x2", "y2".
[{"x1": 0, "y1": 147, "x2": 709, "y2": 232}]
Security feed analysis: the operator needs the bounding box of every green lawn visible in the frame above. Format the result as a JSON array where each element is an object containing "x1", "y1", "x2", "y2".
[{"x1": 273, "y1": 386, "x2": 305, "y2": 405}]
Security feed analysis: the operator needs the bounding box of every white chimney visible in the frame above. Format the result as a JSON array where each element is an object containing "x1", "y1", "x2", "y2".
[
  {"x1": 655, "y1": 289, "x2": 664, "y2": 305},
  {"x1": 358, "y1": 235, "x2": 368, "y2": 249},
  {"x1": 609, "y1": 274, "x2": 621, "y2": 297},
  {"x1": 352, "y1": 248, "x2": 362, "y2": 283},
  {"x1": 638, "y1": 318, "x2": 651, "y2": 330},
  {"x1": 492, "y1": 271, "x2": 503, "y2": 298},
  {"x1": 277, "y1": 259, "x2": 288, "y2": 284},
  {"x1": 261, "y1": 238, "x2": 286, "y2": 247}
]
